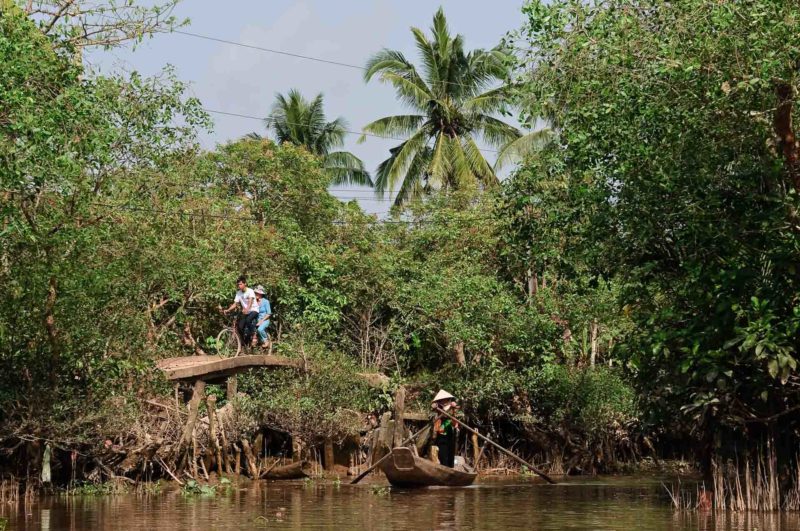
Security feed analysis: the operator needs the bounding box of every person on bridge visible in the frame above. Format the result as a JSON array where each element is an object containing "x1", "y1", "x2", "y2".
[
  {"x1": 223, "y1": 275, "x2": 259, "y2": 348},
  {"x1": 254, "y1": 285, "x2": 272, "y2": 349}
]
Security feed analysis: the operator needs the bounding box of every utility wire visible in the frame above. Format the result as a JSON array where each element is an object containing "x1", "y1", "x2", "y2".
[
  {"x1": 172, "y1": 29, "x2": 511, "y2": 93},
  {"x1": 205, "y1": 108, "x2": 502, "y2": 154},
  {"x1": 173, "y1": 30, "x2": 365, "y2": 71}
]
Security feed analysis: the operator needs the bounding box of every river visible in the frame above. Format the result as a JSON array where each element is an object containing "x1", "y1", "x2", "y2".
[{"x1": 3, "y1": 476, "x2": 799, "y2": 530}]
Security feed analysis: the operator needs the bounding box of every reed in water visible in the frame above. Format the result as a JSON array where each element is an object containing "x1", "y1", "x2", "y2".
[{"x1": 664, "y1": 444, "x2": 800, "y2": 511}]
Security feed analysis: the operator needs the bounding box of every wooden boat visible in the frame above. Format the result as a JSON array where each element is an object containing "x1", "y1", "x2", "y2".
[{"x1": 379, "y1": 447, "x2": 477, "y2": 488}]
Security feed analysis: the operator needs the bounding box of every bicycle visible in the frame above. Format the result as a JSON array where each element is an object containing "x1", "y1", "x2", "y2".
[
  {"x1": 216, "y1": 312, "x2": 275, "y2": 357},
  {"x1": 215, "y1": 315, "x2": 242, "y2": 358}
]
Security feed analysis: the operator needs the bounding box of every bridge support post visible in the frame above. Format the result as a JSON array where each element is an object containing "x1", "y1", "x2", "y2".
[
  {"x1": 177, "y1": 379, "x2": 206, "y2": 473},
  {"x1": 227, "y1": 375, "x2": 237, "y2": 399}
]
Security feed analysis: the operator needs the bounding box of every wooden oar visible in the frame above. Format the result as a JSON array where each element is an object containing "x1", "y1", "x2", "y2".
[
  {"x1": 350, "y1": 422, "x2": 431, "y2": 484},
  {"x1": 435, "y1": 407, "x2": 556, "y2": 484}
]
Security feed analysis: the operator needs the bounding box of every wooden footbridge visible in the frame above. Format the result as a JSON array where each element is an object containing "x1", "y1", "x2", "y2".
[
  {"x1": 155, "y1": 354, "x2": 430, "y2": 421},
  {"x1": 156, "y1": 354, "x2": 303, "y2": 382},
  {"x1": 154, "y1": 353, "x2": 432, "y2": 478}
]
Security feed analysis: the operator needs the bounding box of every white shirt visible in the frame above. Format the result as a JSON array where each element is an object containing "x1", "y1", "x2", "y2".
[{"x1": 234, "y1": 288, "x2": 258, "y2": 313}]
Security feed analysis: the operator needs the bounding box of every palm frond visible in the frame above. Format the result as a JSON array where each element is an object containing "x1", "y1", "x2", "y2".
[
  {"x1": 471, "y1": 113, "x2": 522, "y2": 149},
  {"x1": 464, "y1": 85, "x2": 512, "y2": 114},
  {"x1": 444, "y1": 134, "x2": 474, "y2": 189},
  {"x1": 468, "y1": 47, "x2": 511, "y2": 83},
  {"x1": 428, "y1": 133, "x2": 449, "y2": 188},
  {"x1": 361, "y1": 115, "x2": 426, "y2": 138},
  {"x1": 432, "y1": 8, "x2": 451, "y2": 60},
  {"x1": 373, "y1": 128, "x2": 430, "y2": 197},
  {"x1": 462, "y1": 136, "x2": 496, "y2": 187},
  {"x1": 393, "y1": 146, "x2": 432, "y2": 206},
  {"x1": 411, "y1": 27, "x2": 437, "y2": 87},
  {"x1": 316, "y1": 116, "x2": 347, "y2": 153},
  {"x1": 364, "y1": 49, "x2": 416, "y2": 82},
  {"x1": 493, "y1": 129, "x2": 554, "y2": 171},
  {"x1": 325, "y1": 151, "x2": 373, "y2": 187},
  {"x1": 376, "y1": 72, "x2": 433, "y2": 109},
  {"x1": 266, "y1": 89, "x2": 351, "y2": 157}
]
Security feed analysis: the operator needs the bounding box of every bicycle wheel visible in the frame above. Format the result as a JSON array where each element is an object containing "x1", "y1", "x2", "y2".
[{"x1": 216, "y1": 328, "x2": 241, "y2": 358}]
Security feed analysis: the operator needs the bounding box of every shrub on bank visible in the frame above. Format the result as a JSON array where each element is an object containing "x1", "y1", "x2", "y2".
[{"x1": 237, "y1": 348, "x2": 379, "y2": 444}]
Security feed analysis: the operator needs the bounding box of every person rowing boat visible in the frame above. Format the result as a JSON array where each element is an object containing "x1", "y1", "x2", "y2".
[{"x1": 431, "y1": 389, "x2": 460, "y2": 468}]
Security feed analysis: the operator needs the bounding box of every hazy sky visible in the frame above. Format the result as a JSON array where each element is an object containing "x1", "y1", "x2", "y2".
[{"x1": 89, "y1": 1, "x2": 528, "y2": 215}]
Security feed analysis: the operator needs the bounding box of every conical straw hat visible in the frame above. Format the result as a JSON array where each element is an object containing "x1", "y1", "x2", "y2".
[{"x1": 433, "y1": 389, "x2": 455, "y2": 402}]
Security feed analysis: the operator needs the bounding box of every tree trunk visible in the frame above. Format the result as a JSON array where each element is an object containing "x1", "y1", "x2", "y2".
[
  {"x1": 177, "y1": 380, "x2": 205, "y2": 472},
  {"x1": 44, "y1": 276, "x2": 59, "y2": 384},
  {"x1": 454, "y1": 341, "x2": 466, "y2": 366},
  {"x1": 262, "y1": 460, "x2": 311, "y2": 479},
  {"x1": 254, "y1": 432, "x2": 264, "y2": 470},
  {"x1": 218, "y1": 414, "x2": 231, "y2": 474},
  {"x1": 292, "y1": 436, "x2": 304, "y2": 462},
  {"x1": 227, "y1": 376, "x2": 237, "y2": 399},
  {"x1": 527, "y1": 268, "x2": 537, "y2": 301},
  {"x1": 775, "y1": 81, "x2": 800, "y2": 194},
  {"x1": 207, "y1": 395, "x2": 223, "y2": 473},
  {"x1": 590, "y1": 319, "x2": 599, "y2": 367},
  {"x1": 323, "y1": 439, "x2": 335, "y2": 472},
  {"x1": 241, "y1": 438, "x2": 259, "y2": 478}
]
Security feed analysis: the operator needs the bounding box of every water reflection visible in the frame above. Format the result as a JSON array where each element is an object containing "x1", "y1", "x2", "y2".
[{"x1": 4, "y1": 477, "x2": 800, "y2": 530}]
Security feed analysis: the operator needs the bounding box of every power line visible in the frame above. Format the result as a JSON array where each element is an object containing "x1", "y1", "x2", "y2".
[
  {"x1": 173, "y1": 30, "x2": 365, "y2": 71},
  {"x1": 172, "y1": 29, "x2": 510, "y2": 94},
  {"x1": 205, "y1": 108, "x2": 502, "y2": 154}
]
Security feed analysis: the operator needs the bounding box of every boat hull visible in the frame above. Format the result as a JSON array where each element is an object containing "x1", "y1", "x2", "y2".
[{"x1": 380, "y1": 447, "x2": 477, "y2": 488}]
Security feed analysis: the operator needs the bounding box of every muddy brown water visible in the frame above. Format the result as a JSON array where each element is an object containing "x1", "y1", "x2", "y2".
[{"x1": 4, "y1": 476, "x2": 800, "y2": 530}]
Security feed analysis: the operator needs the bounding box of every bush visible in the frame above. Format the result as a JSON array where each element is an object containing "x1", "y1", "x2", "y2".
[{"x1": 238, "y1": 347, "x2": 379, "y2": 443}]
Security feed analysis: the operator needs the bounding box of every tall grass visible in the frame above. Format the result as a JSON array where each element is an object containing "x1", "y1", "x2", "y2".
[{"x1": 664, "y1": 442, "x2": 800, "y2": 511}]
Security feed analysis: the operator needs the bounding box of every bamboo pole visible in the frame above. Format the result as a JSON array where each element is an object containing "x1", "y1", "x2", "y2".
[
  {"x1": 471, "y1": 431, "x2": 480, "y2": 470},
  {"x1": 434, "y1": 407, "x2": 555, "y2": 484}
]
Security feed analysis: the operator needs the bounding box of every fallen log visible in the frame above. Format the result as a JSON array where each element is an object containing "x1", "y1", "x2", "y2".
[
  {"x1": 117, "y1": 437, "x2": 162, "y2": 476},
  {"x1": 262, "y1": 460, "x2": 311, "y2": 480}
]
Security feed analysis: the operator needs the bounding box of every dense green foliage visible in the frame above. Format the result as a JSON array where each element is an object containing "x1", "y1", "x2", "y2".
[
  {"x1": 0, "y1": 0, "x2": 700, "y2": 474},
  {"x1": 514, "y1": 0, "x2": 800, "y2": 465}
]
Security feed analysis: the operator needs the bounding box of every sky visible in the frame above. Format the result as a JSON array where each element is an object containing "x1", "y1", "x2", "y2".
[{"x1": 89, "y1": 1, "x2": 529, "y2": 215}]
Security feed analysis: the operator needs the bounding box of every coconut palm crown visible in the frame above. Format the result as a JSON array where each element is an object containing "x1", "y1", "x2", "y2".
[
  {"x1": 251, "y1": 89, "x2": 372, "y2": 187},
  {"x1": 362, "y1": 8, "x2": 523, "y2": 205}
]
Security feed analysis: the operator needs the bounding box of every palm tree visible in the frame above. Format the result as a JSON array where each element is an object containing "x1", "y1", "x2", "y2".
[
  {"x1": 250, "y1": 89, "x2": 372, "y2": 187},
  {"x1": 362, "y1": 8, "x2": 528, "y2": 205}
]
